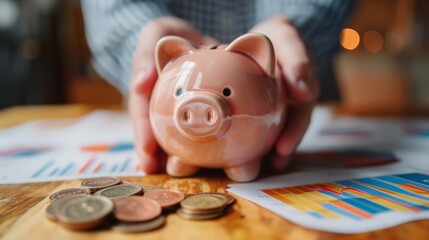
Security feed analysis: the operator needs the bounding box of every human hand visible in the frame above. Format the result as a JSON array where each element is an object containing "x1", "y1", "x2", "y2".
[
  {"x1": 129, "y1": 17, "x2": 217, "y2": 173},
  {"x1": 250, "y1": 15, "x2": 320, "y2": 171}
]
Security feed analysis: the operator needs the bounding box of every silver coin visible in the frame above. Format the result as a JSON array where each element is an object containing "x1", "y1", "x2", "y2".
[
  {"x1": 94, "y1": 183, "x2": 142, "y2": 199},
  {"x1": 56, "y1": 195, "x2": 113, "y2": 230}
]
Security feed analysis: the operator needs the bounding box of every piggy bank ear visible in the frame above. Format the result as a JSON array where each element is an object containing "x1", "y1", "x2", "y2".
[
  {"x1": 155, "y1": 36, "x2": 196, "y2": 73},
  {"x1": 225, "y1": 33, "x2": 275, "y2": 77}
]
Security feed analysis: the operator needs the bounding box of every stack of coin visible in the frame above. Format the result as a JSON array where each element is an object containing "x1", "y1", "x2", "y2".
[
  {"x1": 177, "y1": 192, "x2": 235, "y2": 220},
  {"x1": 45, "y1": 176, "x2": 236, "y2": 232}
]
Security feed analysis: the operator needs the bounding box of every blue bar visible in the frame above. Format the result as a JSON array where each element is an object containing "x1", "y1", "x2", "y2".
[
  {"x1": 49, "y1": 168, "x2": 59, "y2": 176},
  {"x1": 395, "y1": 173, "x2": 429, "y2": 187},
  {"x1": 356, "y1": 178, "x2": 429, "y2": 201},
  {"x1": 315, "y1": 187, "x2": 358, "y2": 199},
  {"x1": 111, "y1": 164, "x2": 118, "y2": 172},
  {"x1": 60, "y1": 163, "x2": 74, "y2": 175},
  {"x1": 377, "y1": 175, "x2": 429, "y2": 191},
  {"x1": 110, "y1": 143, "x2": 134, "y2": 152},
  {"x1": 337, "y1": 180, "x2": 429, "y2": 210},
  {"x1": 341, "y1": 198, "x2": 389, "y2": 214},
  {"x1": 322, "y1": 203, "x2": 362, "y2": 220},
  {"x1": 32, "y1": 160, "x2": 54, "y2": 178},
  {"x1": 307, "y1": 211, "x2": 325, "y2": 219},
  {"x1": 120, "y1": 157, "x2": 131, "y2": 172}
]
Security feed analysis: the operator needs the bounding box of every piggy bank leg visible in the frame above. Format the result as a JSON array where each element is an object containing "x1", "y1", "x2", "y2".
[
  {"x1": 166, "y1": 155, "x2": 200, "y2": 177},
  {"x1": 224, "y1": 160, "x2": 261, "y2": 182}
]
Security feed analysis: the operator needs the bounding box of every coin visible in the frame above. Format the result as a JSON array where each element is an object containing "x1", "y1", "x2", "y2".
[
  {"x1": 81, "y1": 176, "x2": 121, "y2": 192},
  {"x1": 177, "y1": 208, "x2": 224, "y2": 220},
  {"x1": 94, "y1": 183, "x2": 142, "y2": 199},
  {"x1": 56, "y1": 195, "x2": 113, "y2": 230},
  {"x1": 46, "y1": 201, "x2": 62, "y2": 222},
  {"x1": 144, "y1": 189, "x2": 185, "y2": 209},
  {"x1": 113, "y1": 196, "x2": 161, "y2": 222},
  {"x1": 49, "y1": 188, "x2": 91, "y2": 202},
  {"x1": 141, "y1": 186, "x2": 166, "y2": 192},
  {"x1": 180, "y1": 193, "x2": 228, "y2": 211},
  {"x1": 111, "y1": 216, "x2": 166, "y2": 233},
  {"x1": 203, "y1": 192, "x2": 235, "y2": 207}
]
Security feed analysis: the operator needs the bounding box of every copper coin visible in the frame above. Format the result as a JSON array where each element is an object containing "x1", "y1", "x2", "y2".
[
  {"x1": 113, "y1": 196, "x2": 161, "y2": 222},
  {"x1": 111, "y1": 216, "x2": 166, "y2": 233},
  {"x1": 56, "y1": 195, "x2": 113, "y2": 230},
  {"x1": 81, "y1": 176, "x2": 121, "y2": 192},
  {"x1": 177, "y1": 208, "x2": 224, "y2": 220},
  {"x1": 144, "y1": 189, "x2": 185, "y2": 209},
  {"x1": 94, "y1": 183, "x2": 142, "y2": 199},
  {"x1": 49, "y1": 188, "x2": 91, "y2": 202}
]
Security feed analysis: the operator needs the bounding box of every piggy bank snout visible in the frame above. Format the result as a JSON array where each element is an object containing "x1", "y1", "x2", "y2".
[{"x1": 174, "y1": 92, "x2": 231, "y2": 140}]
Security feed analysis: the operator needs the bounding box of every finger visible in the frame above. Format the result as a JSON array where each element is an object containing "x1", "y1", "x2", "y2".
[
  {"x1": 129, "y1": 37, "x2": 159, "y2": 173},
  {"x1": 275, "y1": 30, "x2": 320, "y2": 104},
  {"x1": 275, "y1": 103, "x2": 313, "y2": 157}
]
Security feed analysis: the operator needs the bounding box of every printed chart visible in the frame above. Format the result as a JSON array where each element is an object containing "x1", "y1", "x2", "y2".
[
  {"x1": 262, "y1": 173, "x2": 429, "y2": 221},
  {"x1": 0, "y1": 111, "x2": 145, "y2": 184},
  {"x1": 228, "y1": 169, "x2": 429, "y2": 233}
]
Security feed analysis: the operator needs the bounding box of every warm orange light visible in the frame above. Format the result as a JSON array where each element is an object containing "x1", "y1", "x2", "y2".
[
  {"x1": 340, "y1": 28, "x2": 360, "y2": 50},
  {"x1": 363, "y1": 31, "x2": 384, "y2": 53}
]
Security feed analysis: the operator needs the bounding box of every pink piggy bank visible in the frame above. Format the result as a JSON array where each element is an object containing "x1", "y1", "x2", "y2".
[{"x1": 149, "y1": 33, "x2": 287, "y2": 182}]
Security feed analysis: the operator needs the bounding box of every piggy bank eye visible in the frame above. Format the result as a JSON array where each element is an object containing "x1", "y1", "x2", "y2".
[
  {"x1": 176, "y1": 88, "x2": 183, "y2": 97},
  {"x1": 222, "y1": 87, "x2": 231, "y2": 97}
]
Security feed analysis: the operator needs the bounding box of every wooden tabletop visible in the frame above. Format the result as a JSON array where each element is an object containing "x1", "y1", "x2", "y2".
[{"x1": 0, "y1": 104, "x2": 428, "y2": 240}]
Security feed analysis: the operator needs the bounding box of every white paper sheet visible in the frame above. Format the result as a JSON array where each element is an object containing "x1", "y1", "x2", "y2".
[
  {"x1": 0, "y1": 110, "x2": 144, "y2": 184},
  {"x1": 228, "y1": 163, "x2": 429, "y2": 233}
]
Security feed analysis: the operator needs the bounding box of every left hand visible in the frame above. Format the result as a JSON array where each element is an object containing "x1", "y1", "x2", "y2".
[{"x1": 250, "y1": 15, "x2": 320, "y2": 171}]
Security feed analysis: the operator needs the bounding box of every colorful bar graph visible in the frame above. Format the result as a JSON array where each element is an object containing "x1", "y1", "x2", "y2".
[{"x1": 262, "y1": 173, "x2": 429, "y2": 221}]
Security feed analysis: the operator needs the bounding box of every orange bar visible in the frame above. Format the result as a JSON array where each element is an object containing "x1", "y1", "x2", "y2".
[
  {"x1": 81, "y1": 144, "x2": 111, "y2": 152},
  {"x1": 331, "y1": 200, "x2": 372, "y2": 219}
]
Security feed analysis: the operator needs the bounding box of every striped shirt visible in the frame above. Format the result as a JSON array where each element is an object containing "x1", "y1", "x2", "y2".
[{"x1": 81, "y1": 0, "x2": 356, "y2": 97}]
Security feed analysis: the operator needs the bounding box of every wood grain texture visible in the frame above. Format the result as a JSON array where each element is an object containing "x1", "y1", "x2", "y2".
[{"x1": 1, "y1": 105, "x2": 429, "y2": 240}]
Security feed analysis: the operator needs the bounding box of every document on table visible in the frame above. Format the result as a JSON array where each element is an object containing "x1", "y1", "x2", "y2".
[
  {"x1": 228, "y1": 164, "x2": 429, "y2": 233},
  {"x1": 0, "y1": 110, "x2": 144, "y2": 184}
]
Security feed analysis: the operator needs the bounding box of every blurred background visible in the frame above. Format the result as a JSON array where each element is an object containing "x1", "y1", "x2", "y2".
[{"x1": 0, "y1": 0, "x2": 428, "y2": 115}]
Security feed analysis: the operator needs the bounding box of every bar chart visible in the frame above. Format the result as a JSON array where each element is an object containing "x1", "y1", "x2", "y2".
[{"x1": 261, "y1": 173, "x2": 429, "y2": 221}]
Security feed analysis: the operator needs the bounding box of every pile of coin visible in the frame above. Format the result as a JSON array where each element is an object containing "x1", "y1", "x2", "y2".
[{"x1": 46, "y1": 176, "x2": 235, "y2": 233}]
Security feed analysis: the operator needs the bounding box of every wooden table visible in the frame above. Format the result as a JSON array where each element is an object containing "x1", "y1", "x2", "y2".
[{"x1": 0, "y1": 105, "x2": 428, "y2": 240}]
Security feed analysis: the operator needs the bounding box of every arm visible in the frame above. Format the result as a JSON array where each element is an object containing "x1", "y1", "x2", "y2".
[
  {"x1": 82, "y1": 1, "x2": 216, "y2": 173},
  {"x1": 251, "y1": 0, "x2": 357, "y2": 169},
  {"x1": 81, "y1": 0, "x2": 172, "y2": 94}
]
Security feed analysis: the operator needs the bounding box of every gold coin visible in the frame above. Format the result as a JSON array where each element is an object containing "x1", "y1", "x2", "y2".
[
  {"x1": 56, "y1": 195, "x2": 113, "y2": 230},
  {"x1": 94, "y1": 183, "x2": 142, "y2": 199},
  {"x1": 180, "y1": 194, "x2": 228, "y2": 211},
  {"x1": 177, "y1": 208, "x2": 224, "y2": 220}
]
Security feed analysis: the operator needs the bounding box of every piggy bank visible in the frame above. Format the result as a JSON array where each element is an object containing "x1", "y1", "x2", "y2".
[{"x1": 149, "y1": 33, "x2": 287, "y2": 182}]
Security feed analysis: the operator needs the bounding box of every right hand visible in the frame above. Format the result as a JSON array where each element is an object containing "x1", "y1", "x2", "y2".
[{"x1": 129, "y1": 17, "x2": 217, "y2": 173}]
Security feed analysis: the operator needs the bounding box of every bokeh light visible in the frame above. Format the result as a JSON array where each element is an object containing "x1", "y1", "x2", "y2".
[
  {"x1": 363, "y1": 31, "x2": 384, "y2": 53},
  {"x1": 340, "y1": 28, "x2": 360, "y2": 50}
]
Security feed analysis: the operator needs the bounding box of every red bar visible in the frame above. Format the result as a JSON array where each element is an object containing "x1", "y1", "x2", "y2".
[
  {"x1": 78, "y1": 157, "x2": 93, "y2": 173},
  {"x1": 92, "y1": 162, "x2": 102, "y2": 173}
]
